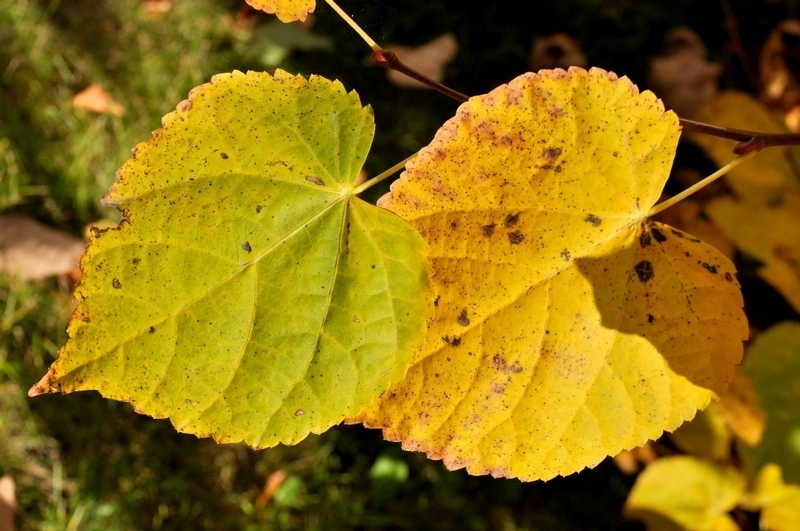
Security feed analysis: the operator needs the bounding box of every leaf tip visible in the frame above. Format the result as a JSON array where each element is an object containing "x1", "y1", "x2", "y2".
[{"x1": 28, "y1": 370, "x2": 56, "y2": 397}]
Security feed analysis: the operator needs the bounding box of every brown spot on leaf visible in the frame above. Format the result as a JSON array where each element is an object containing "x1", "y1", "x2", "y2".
[
  {"x1": 112, "y1": 278, "x2": 122, "y2": 289},
  {"x1": 651, "y1": 227, "x2": 667, "y2": 243},
  {"x1": 305, "y1": 176, "x2": 324, "y2": 186},
  {"x1": 457, "y1": 308, "x2": 470, "y2": 327},
  {"x1": 702, "y1": 262, "x2": 717, "y2": 274},
  {"x1": 220, "y1": 152, "x2": 229, "y2": 160},
  {"x1": 295, "y1": 409, "x2": 305, "y2": 416},
  {"x1": 634, "y1": 261, "x2": 654, "y2": 283},
  {"x1": 543, "y1": 146, "x2": 562, "y2": 163},
  {"x1": 490, "y1": 382, "x2": 506, "y2": 394},
  {"x1": 443, "y1": 335, "x2": 461, "y2": 346},
  {"x1": 242, "y1": 241, "x2": 252, "y2": 253},
  {"x1": 482, "y1": 224, "x2": 496, "y2": 236},
  {"x1": 725, "y1": 272, "x2": 733, "y2": 281},
  {"x1": 639, "y1": 231, "x2": 652, "y2": 248},
  {"x1": 647, "y1": 314, "x2": 655, "y2": 323},
  {"x1": 560, "y1": 248, "x2": 571, "y2": 261},
  {"x1": 149, "y1": 326, "x2": 156, "y2": 333},
  {"x1": 434, "y1": 295, "x2": 440, "y2": 307},
  {"x1": 584, "y1": 214, "x2": 602, "y2": 226},
  {"x1": 493, "y1": 354, "x2": 523, "y2": 374},
  {"x1": 504, "y1": 213, "x2": 520, "y2": 227},
  {"x1": 508, "y1": 231, "x2": 525, "y2": 244},
  {"x1": 256, "y1": 205, "x2": 263, "y2": 213}
]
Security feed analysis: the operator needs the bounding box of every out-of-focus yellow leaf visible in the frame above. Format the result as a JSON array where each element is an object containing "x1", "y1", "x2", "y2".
[
  {"x1": 743, "y1": 464, "x2": 800, "y2": 531},
  {"x1": 692, "y1": 91, "x2": 800, "y2": 200},
  {"x1": 740, "y1": 322, "x2": 800, "y2": 484},
  {"x1": 706, "y1": 192, "x2": 800, "y2": 313},
  {"x1": 353, "y1": 67, "x2": 747, "y2": 481},
  {"x1": 669, "y1": 404, "x2": 731, "y2": 461},
  {"x1": 246, "y1": 0, "x2": 314, "y2": 23},
  {"x1": 716, "y1": 367, "x2": 765, "y2": 447},
  {"x1": 624, "y1": 456, "x2": 744, "y2": 531}
]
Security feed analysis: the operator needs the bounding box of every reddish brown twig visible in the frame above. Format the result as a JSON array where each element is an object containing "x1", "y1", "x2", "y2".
[{"x1": 372, "y1": 48, "x2": 800, "y2": 155}]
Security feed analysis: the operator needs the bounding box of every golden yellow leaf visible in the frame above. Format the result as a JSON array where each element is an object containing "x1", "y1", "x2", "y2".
[
  {"x1": 743, "y1": 464, "x2": 800, "y2": 531},
  {"x1": 246, "y1": 0, "x2": 314, "y2": 23},
  {"x1": 353, "y1": 67, "x2": 747, "y2": 481},
  {"x1": 716, "y1": 367, "x2": 766, "y2": 447},
  {"x1": 692, "y1": 91, "x2": 800, "y2": 200},
  {"x1": 706, "y1": 192, "x2": 800, "y2": 313},
  {"x1": 624, "y1": 456, "x2": 744, "y2": 531}
]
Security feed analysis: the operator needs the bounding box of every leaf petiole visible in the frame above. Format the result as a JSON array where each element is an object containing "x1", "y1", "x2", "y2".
[
  {"x1": 646, "y1": 151, "x2": 758, "y2": 217},
  {"x1": 352, "y1": 154, "x2": 417, "y2": 196},
  {"x1": 324, "y1": 0, "x2": 381, "y2": 52}
]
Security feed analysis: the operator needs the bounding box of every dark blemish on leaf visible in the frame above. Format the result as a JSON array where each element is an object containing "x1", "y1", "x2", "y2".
[
  {"x1": 443, "y1": 335, "x2": 461, "y2": 346},
  {"x1": 112, "y1": 278, "x2": 122, "y2": 289},
  {"x1": 671, "y1": 229, "x2": 686, "y2": 239},
  {"x1": 702, "y1": 263, "x2": 718, "y2": 274},
  {"x1": 306, "y1": 176, "x2": 324, "y2": 186},
  {"x1": 149, "y1": 326, "x2": 156, "y2": 333},
  {"x1": 295, "y1": 409, "x2": 305, "y2": 416},
  {"x1": 450, "y1": 221, "x2": 458, "y2": 229},
  {"x1": 690, "y1": 237, "x2": 701, "y2": 243},
  {"x1": 647, "y1": 314, "x2": 655, "y2": 323},
  {"x1": 685, "y1": 251, "x2": 691, "y2": 257},
  {"x1": 242, "y1": 241, "x2": 252, "y2": 253},
  {"x1": 353, "y1": 315, "x2": 361, "y2": 323},
  {"x1": 554, "y1": 165, "x2": 562, "y2": 173},
  {"x1": 613, "y1": 151, "x2": 619, "y2": 157},
  {"x1": 634, "y1": 261, "x2": 654, "y2": 283},
  {"x1": 543, "y1": 147, "x2": 562, "y2": 162},
  {"x1": 493, "y1": 355, "x2": 523, "y2": 374},
  {"x1": 725, "y1": 272, "x2": 733, "y2": 281},
  {"x1": 504, "y1": 213, "x2": 520, "y2": 227},
  {"x1": 639, "y1": 232, "x2": 652, "y2": 248},
  {"x1": 584, "y1": 214, "x2": 602, "y2": 226},
  {"x1": 651, "y1": 228, "x2": 667, "y2": 243},
  {"x1": 256, "y1": 205, "x2": 263, "y2": 213},
  {"x1": 220, "y1": 152, "x2": 229, "y2": 160},
  {"x1": 482, "y1": 224, "x2": 496, "y2": 236},
  {"x1": 457, "y1": 308, "x2": 470, "y2": 327},
  {"x1": 508, "y1": 231, "x2": 525, "y2": 244},
  {"x1": 434, "y1": 295, "x2": 440, "y2": 307},
  {"x1": 560, "y1": 248, "x2": 571, "y2": 261}
]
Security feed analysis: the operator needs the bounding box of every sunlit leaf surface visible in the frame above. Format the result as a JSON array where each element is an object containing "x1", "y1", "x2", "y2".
[
  {"x1": 30, "y1": 70, "x2": 432, "y2": 448},
  {"x1": 354, "y1": 67, "x2": 747, "y2": 481},
  {"x1": 245, "y1": 0, "x2": 315, "y2": 23}
]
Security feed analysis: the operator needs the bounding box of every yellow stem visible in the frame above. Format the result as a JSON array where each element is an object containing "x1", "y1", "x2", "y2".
[
  {"x1": 352, "y1": 154, "x2": 416, "y2": 195},
  {"x1": 324, "y1": 0, "x2": 381, "y2": 52},
  {"x1": 647, "y1": 151, "x2": 757, "y2": 217}
]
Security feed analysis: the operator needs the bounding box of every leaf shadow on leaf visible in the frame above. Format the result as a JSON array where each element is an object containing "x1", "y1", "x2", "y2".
[{"x1": 573, "y1": 222, "x2": 745, "y2": 400}]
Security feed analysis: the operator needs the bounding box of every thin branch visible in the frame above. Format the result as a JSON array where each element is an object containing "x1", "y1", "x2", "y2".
[
  {"x1": 352, "y1": 153, "x2": 417, "y2": 195},
  {"x1": 324, "y1": 0, "x2": 380, "y2": 51},
  {"x1": 372, "y1": 50, "x2": 470, "y2": 103},
  {"x1": 646, "y1": 151, "x2": 757, "y2": 217}
]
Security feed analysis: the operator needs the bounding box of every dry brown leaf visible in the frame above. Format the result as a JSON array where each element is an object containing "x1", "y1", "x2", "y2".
[
  {"x1": 529, "y1": 33, "x2": 587, "y2": 71},
  {"x1": 716, "y1": 367, "x2": 766, "y2": 447},
  {"x1": 385, "y1": 34, "x2": 458, "y2": 89},
  {"x1": 648, "y1": 27, "x2": 721, "y2": 119},
  {"x1": 142, "y1": 0, "x2": 171, "y2": 19},
  {"x1": 0, "y1": 476, "x2": 16, "y2": 531},
  {"x1": 72, "y1": 83, "x2": 125, "y2": 117},
  {"x1": 613, "y1": 444, "x2": 658, "y2": 475},
  {"x1": 760, "y1": 20, "x2": 800, "y2": 112},
  {"x1": 255, "y1": 470, "x2": 287, "y2": 508},
  {"x1": 0, "y1": 214, "x2": 85, "y2": 281}
]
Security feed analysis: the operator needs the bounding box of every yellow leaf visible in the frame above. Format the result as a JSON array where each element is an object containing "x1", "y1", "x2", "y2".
[
  {"x1": 706, "y1": 192, "x2": 800, "y2": 313},
  {"x1": 744, "y1": 464, "x2": 800, "y2": 531},
  {"x1": 624, "y1": 456, "x2": 745, "y2": 531},
  {"x1": 692, "y1": 91, "x2": 800, "y2": 200},
  {"x1": 716, "y1": 367, "x2": 766, "y2": 447},
  {"x1": 353, "y1": 67, "x2": 747, "y2": 481},
  {"x1": 246, "y1": 0, "x2": 314, "y2": 23}
]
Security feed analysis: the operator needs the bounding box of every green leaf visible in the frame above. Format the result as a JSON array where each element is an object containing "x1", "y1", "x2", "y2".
[
  {"x1": 740, "y1": 322, "x2": 800, "y2": 483},
  {"x1": 30, "y1": 70, "x2": 432, "y2": 448}
]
